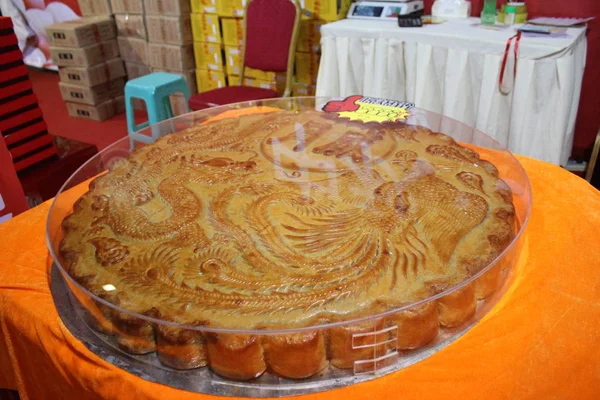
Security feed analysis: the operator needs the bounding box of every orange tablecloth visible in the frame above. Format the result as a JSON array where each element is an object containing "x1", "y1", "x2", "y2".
[{"x1": 0, "y1": 157, "x2": 599, "y2": 400}]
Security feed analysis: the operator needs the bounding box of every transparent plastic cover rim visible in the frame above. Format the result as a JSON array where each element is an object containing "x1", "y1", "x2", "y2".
[{"x1": 45, "y1": 98, "x2": 533, "y2": 335}]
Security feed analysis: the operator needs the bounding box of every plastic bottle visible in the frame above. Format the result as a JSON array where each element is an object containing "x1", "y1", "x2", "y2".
[
  {"x1": 504, "y1": 5, "x2": 517, "y2": 25},
  {"x1": 481, "y1": 0, "x2": 496, "y2": 25}
]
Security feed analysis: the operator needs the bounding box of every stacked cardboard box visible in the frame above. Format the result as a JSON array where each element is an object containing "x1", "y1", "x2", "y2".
[
  {"x1": 109, "y1": 0, "x2": 148, "y2": 112},
  {"x1": 46, "y1": 17, "x2": 125, "y2": 121},
  {"x1": 145, "y1": 0, "x2": 195, "y2": 115},
  {"x1": 77, "y1": 0, "x2": 112, "y2": 16},
  {"x1": 191, "y1": 4, "x2": 227, "y2": 92},
  {"x1": 293, "y1": 19, "x2": 325, "y2": 96},
  {"x1": 294, "y1": 0, "x2": 352, "y2": 95},
  {"x1": 301, "y1": 0, "x2": 353, "y2": 22},
  {"x1": 220, "y1": 17, "x2": 243, "y2": 88},
  {"x1": 109, "y1": 0, "x2": 196, "y2": 115},
  {"x1": 187, "y1": 0, "x2": 348, "y2": 98}
]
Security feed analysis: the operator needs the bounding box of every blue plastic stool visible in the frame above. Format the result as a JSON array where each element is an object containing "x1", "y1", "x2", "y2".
[{"x1": 125, "y1": 72, "x2": 191, "y2": 145}]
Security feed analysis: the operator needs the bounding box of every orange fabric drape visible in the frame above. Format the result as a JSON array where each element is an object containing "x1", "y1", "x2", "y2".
[{"x1": 0, "y1": 155, "x2": 599, "y2": 399}]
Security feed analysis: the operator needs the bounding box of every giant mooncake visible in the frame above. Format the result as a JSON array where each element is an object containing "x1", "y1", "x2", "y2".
[{"x1": 59, "y1": 110, "x2": 516, "y2": 380}]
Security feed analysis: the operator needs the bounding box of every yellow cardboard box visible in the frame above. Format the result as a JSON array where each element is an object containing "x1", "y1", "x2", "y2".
[
  {"x1": 216, "y1": 0, "x2": 245, "y2": 17},
  {"x1": 221, "y1": 18, "x2": 243, "y2": 47},
  {"x1": 295, "y1": 51, "x2": 319, "y2": 85},
  {"x1": 227, "y1": 74, "x2": 240, "y2": 85},
  {"x1": 196, "y1": 69, "x2": 227, "y2": 92},
  {"x1": 194, "y1": 42, "x2": 224, "y2": 71},
  {"x1": 191, "y1": 0, "x2": 217, "y2": 14},
  {"x1": 300, "y1": 0, "x2": 351, "y2": 21},
  {"x1": 292, "y1": 82, "x2": 316, "y2": 96},
  {"x1": 224, "y1": 45, "x2": 242, "y2": 75},
  {"x1": 243, "y1": 77, "x2": 286, "y2": 95},
  {"x1": 297, "y1": 19, "x2": 324, "y2": 52},
  {"x1": 244, "y1": 67, "x2": 286, "y2": 82},
  {"x1": 191, "y1": 13, "x2": 222, "y2": 43}
]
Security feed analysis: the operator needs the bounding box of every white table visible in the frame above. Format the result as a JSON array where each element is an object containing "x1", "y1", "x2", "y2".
[{"x1": 317, "y1": 18, "x2": 587, "y2": 165}]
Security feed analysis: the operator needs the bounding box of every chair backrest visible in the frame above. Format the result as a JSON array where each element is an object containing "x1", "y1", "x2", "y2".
[{"x1": 241, "y1": 0, "x2": 301, "y2": 97}]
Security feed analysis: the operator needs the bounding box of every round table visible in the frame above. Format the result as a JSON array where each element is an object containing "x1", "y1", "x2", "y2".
[{"x1": 0, "y1": 156, "x2": 599, "y2": 399}]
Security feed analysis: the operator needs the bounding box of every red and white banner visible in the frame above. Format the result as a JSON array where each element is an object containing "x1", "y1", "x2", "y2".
[{"x1": 1, "y1": 0, "x2": 81, "y2": 70}]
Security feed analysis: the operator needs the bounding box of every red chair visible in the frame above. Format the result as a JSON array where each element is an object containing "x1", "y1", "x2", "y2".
[{"x1": 188, "y1": 0, "x2": 301, "y2": 111}]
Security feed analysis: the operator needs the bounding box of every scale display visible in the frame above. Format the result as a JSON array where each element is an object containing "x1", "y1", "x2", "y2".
[
  {"x1": 354, "y1": 5, "x2": 385, "y2": 17},
  {"x1": 347, "y1": 1, "x2": 424, "y2": 20}
]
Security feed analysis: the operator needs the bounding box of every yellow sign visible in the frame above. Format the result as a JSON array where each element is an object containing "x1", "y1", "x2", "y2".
[{"x1": 322, "y1": 95, "x2": 414, "y2": 124}]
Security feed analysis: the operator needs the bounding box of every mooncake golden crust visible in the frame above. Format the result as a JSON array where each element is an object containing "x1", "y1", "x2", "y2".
[{"x1": 59, "y1": 110, "x2": 516, "y2": 379}]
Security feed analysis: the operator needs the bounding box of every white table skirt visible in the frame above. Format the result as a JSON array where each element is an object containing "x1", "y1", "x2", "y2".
[{"x1": 316, "y1": 18, "x2": 587, "y2": 165}]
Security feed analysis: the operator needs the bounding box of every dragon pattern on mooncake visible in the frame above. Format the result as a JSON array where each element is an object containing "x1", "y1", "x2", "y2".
[{"x1": 60, "y1": 110, "x2": 516, "y2": 379}]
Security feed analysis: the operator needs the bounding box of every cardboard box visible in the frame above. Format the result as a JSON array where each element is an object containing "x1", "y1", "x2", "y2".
[
  {"x1": 226, "y1": 74, "x2": 240, "y2": 85},
  {"x1": 132, "y1": 97, "x2": 146, "y2": 110},
  {"x1": 146, "y1": 15, "x2": 192, "y2": 45},
  {"x1": 59, "y1": 78, "x2": 125, "y2": 105},
  {"x1": 300, "y1": 0, "x2": 351, "y2": 21},
  {"x1": 216, "y1": 0, "x2": 245, "y2": 17},
  {"x1": 194, "y1": 42, "x2": 224, "y2": 71},
  {"x1": 125, "y1": 61, "x2": 152, "y2": 79},
  {"x1": 115, "y1": 14, "x2": 147, "y2": 40},
  {"x1": 117, "y1": 36, "x2": 149, "y2": 64},
  {"x1": 168, "y1": 93, "x2": 189, "y2": 115},
  {"x1": 220, "y1": 17, "x2": 242, "y2": 48},
  {"x1": 191, "y1": 0, "x2": 217, "y2": 14},
  {"x1": 151, "y1": 68, "x2": 197, "y2": 94},
  {"x1": 67, "y1": 96, "x2": 125, "y2": 121},
  {"x1": 113, "y1": 95, "x2": 126, "y2": 114},
  {"x1": 224, "y1": 46, "x2": 241, "y2": 75},
  {"x1": 46, "y1": 17, "x2": 116, "y2": 48},
  {"x1": 191, "y1": 13, "x2": 221, "y2": 43},
  {"x1": 109, "y1": 0, "x2": 144, "y2": 14},
  {"x1": 295, "y1": 51, "x2": 319, "y2": 85},
  {"x1": 223, "y1": 48, "x2": 289, "y2": 81},
  {"x1": 144, "y1": 0, "x2": 190, "y2": 15},
  {"x1": 244, "y1": 67, "x2": 286, "y2": 82},
  {"x1": 195, "y1": 69, "x2": 226, "y2": 92},
  {"x1": 243, "y1": 76, "x2": 285, "y2": 94},
  {"x1": 292, "y1": 82, "x2": 316, "y2": 96},
  {"x1": 58, "y1": 58, "x2": 125, "y2": 86},
  {"x1": 78, "y1": 0, "x2": 112, "y2": 16},
  {"x1": 148, "y1": 43, "x2": 194, "y2": 71},
  {"x1": 220, "y1": 17, "x2": 243, "y2": 47},
  {"x1": 50, "y1": 40, "x2": 120, "y2": 67},
  {"x1": 297, "y1": 19, "x2": 324, "y2": 53}
]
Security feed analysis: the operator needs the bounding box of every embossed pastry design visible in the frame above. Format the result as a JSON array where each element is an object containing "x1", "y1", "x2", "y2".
[{"x1": 59, "y1": 110, "x2": 516, "y2": 380}]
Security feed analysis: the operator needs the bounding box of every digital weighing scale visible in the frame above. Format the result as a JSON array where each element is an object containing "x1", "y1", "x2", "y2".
[{"x1": 347, "y1": 0, "x2": 424, "y2": 20}]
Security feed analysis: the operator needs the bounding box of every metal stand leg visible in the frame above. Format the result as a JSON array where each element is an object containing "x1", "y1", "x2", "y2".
[{"x1": 585, "y1": 127, "x2": 600, "y2": 182}]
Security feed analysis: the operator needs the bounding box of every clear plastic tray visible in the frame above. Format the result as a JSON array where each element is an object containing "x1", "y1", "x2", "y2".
[{"x1": 46, "y1": 97, "x2": 531, "y2": 396}]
